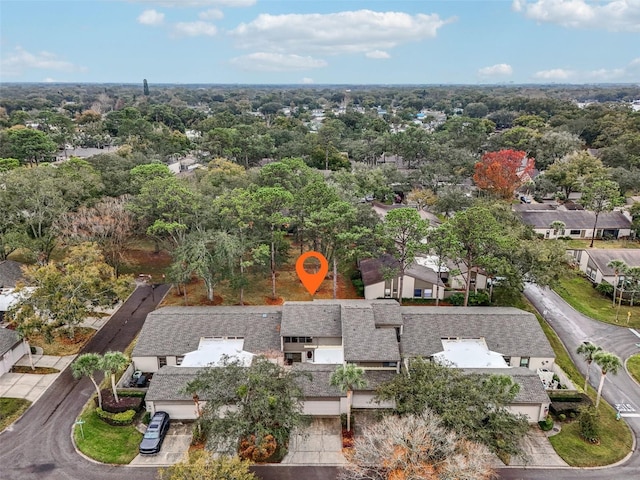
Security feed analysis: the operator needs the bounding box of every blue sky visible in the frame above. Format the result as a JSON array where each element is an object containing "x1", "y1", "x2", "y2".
[{"x1": 1, "y1": 0, "x2": 638, "y2": 84}]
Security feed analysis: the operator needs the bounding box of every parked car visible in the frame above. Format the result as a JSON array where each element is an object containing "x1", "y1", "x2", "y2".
[{"x1": 139, "y1": 411, "x2": 170, "y2": 455}]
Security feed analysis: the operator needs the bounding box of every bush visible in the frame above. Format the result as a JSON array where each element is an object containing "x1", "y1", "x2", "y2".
[
  {"x1": 449, "y1": 292, "x2": 490, "y2": 306},
  {"x1": 98, "y1": 389, "x2": 144, "y2": 414},
  {"x1": 549, "y1": 392, "x2": 593, "y2": 417},
  {"x1": 579, "y1": 407, "x2": 600, "y2": 443},
  {"x1": 538, "y1": 415, "x2": 554, "y2": 431},
  {"x1": 191, "y1": 420, "x2": 210, "y2": 445},
  {"x1": 95, "y1": 407, "x2": 136, "y2": 426},
  {"x1": 142, "y1": 411, "x2": 151, "y2": 425},
  {"x1": 558, "y1": 413, "x2": 567, "y2": 422},
  {"x1": 352, "y1": 279, "x2": 364, "y2": 297},
  {"x1": 595, "y1": 282, "x2": 614, "y2": 298}
]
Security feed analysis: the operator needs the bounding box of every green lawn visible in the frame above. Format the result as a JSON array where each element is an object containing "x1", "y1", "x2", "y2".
[
  {"x1": 554, "y1": 274, "x2": 640, "y2": 328},
  {"x1": 628, "y1": 354, "x2": 640, "y2": 385},
  {"x1": 73, "y1": 404, "x2": 143, "y2": 464},
  {"x1": 561, "y1": 239, "x2": 640, "y2": 250},
  {"x1": 0, "y1": 398, "x2": 31, "y2": 432},
  {"x1": 514, "y1": 296, "x2": 633, "y2": 466}
]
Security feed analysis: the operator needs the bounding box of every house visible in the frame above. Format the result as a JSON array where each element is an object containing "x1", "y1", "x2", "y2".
[
  {"x1": 359, "y1": 255, "x2": 445, "y2": 300},
  {"x1": 0, "y1": 327, "x2": 29, "y2": 376},
  {"x1": 135, "y1": 301, "x2": 553, "y2": 423},
  {"x1": 0, "y1": 260, "x2": 25, "y2": 322},
  {"x1": 568, "y1": 249, "x2": 640, "y2": 285},
  {"x1": 371, "y1": 202, "x2": 442, "y2": 228},
  {"x1": 516, "y1": 209, "x2": 632, "y2": 240}
]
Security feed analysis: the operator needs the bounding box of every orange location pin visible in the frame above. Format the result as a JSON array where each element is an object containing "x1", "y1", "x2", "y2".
[{"x1": 296, "y1": 251, "x2": 329, "y2": 295}]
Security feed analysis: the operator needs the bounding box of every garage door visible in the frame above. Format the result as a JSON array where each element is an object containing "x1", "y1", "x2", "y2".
[
  {"x1": 302, "y1": 399, "x2": 341, "y2": 416},
  {"x1": 153, "y1": 401, "x2": 198, "y2": 420}
]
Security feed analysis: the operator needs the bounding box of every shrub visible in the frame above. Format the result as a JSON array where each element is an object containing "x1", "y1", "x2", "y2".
[
  {"x1": 549, "y1": 392, "x2": 593, "y2": 417},
  {"x1": 595, "y1": 282, "x2": 614, "y2": 298},
  {"x1": 449, "y1": 293, "x2": 465, "y2": 306},
  {"x1": 352, "y1": 279, "x2": 364, "y2": 297},
  {"x1": 579, "y1": 407, "x2": 600, "y2": 443},
  {"x1": 449, "y1": 292, "x2": 490, "y2": 306},
  {"x1": 239, "y1": 434, "x2": 277, "y2": 462},
  {"x1": 142, "y1": 411, "x2": 151, "y2": 425},
  {"x1": 95, "y1": 407, "x2": 136, "y2": 426},
  {"x1": 538, "y1": 415, "x2": 554, "y2": 431},
  {"x1": 191, "y1": 420, "x2": 210, "y2": 445},
  {"x1": 558, "y1": 413, "x2": 567, "y2": 422}
]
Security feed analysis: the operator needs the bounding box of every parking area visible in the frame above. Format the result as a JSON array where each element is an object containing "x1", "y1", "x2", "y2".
[
  {"x1": 281, "y1": 417, "x2": 346, "y2": 466},
  {"x1": 129, "y1": 422, "x2": 192, "y2": 467}
]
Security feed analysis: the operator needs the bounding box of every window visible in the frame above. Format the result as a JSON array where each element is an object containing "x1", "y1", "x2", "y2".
[
  {"x1": 503, "y1": 356, "x2": 511, "y2": 366},
  {"x1": 284, "y1": 352, "x2": 302, "y2": 365},
  {"x1": 158, "y1": 356, "x2": 167, "y2": 368},
  {"x1": 283, "y1": 336, "x2": 312, "y2": 343},
  {"x1": 384, "y1": 288, "x2": 391, "y2": 298},
  {"x1": 570, "y1": 229, "x2": 580, "y2": 235},
  {"x1": 414, "y1": 288, "x2": 422, "y2": 298},
  {"x1": 519, "y1": 357, "x2": 530, "y2": 368},
  {"x1": 382, "y1": 362, "x2": 397, "y2": 368},
  {"x1": 176, "y1": 356, "x2": 184, "y2": 366}
]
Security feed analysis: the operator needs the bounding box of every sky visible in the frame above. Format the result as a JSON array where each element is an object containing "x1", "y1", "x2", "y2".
[{"x1": 0, "y1": 0, "x2": 638, "y2": 84}]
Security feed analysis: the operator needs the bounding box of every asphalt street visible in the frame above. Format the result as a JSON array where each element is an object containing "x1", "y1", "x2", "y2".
[{"x1": 1, "y1": 283, "x2": 639, "y2": 480}]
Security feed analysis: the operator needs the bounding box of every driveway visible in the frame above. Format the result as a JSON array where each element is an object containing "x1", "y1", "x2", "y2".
[
  {"x1": 281, "y1": 417, "x2": 346, "y2": 466},
  {"x1": 0, "y1": 355, "x2": 75, "y2": 403},
  {"x1": 129, "y1": 423, "x2": 192, "y2": 467}
]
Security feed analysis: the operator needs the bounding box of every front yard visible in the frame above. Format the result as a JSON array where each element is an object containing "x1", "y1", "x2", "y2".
[
  {"x1": 0, "y1": 398, "x2": 31, "y2": 432},
  {"x1": 554, "y1": 274, "x2": 640, "y2": 329},
  {"x1": 73, "y1": 403, "x2": 143, "y2": 464}
]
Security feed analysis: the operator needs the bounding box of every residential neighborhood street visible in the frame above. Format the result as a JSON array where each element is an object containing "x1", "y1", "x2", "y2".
[{"x1": 1, "y1": 283, "x2": 639, "y2": 480}]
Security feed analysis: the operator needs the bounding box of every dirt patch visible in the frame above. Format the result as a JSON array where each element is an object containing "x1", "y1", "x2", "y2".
[
  {"x1": 11, "y1": 366, "x2": 60, "y2": 375},
  {"x1": 265, "y1": 296, "x2": 284, "y2": 305}
]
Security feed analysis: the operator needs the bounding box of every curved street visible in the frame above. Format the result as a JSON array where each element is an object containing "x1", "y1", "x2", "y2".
[{"x1": 1, "y1": 283, "x2": 639, "y2": 479}]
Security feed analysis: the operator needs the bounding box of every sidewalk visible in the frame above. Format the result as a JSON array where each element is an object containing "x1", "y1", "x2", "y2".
[{"x1": 0, "y1": 355, "x2": 75, "y2": 402}]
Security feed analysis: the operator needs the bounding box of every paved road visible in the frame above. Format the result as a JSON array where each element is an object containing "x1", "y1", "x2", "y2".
[{"x1": 0, "y1": 284, "x2": 169, "y2": 480}]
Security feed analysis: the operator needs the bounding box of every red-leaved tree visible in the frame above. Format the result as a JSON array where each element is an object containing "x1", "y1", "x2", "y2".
[{"x1": 473, "y1": 149, "x2": 534, "y2": 199}]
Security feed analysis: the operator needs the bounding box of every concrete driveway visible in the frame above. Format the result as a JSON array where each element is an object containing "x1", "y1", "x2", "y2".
[
  {"x1": 129, "y1": 422, "x2": 192, "y2": 467},
  {"x1": 281, "y1": 417, "x2": 346, "y2": 466},
  {"x1": 0, "y1": 355, "x2": 75, "y2": 402}
]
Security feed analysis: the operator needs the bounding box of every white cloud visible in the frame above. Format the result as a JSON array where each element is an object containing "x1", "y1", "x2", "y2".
[
  {"x1": 172, "y1": 21, "x2": 217, "y2": 37},
  {"x1": 138, "y1": 9, "x2": 165, "y2": 26},
  {"x1": 478, "y1": 63, "x2": 513, "y2": 76},
  {"x1": 231, "y1": 10, "x2": 453, "y2": 55},
  {"x1": 365, "y1": 50, "x2": 391, "y2": 59},
  {"x1": 587, "y1": 68, "x2": 626, "y2": 80},
  {"x1": 130, "y1": 1, "x2": 254, "y2": 7},
  {"x1": 229, "y1": 52, "x2": 328, "y2": 72},
  {"x1": 199, "y1": 8, "x2": 224, "y2": 20},
  {"x1": 0, "y1": 46, "x2": 86, "y2": 77},
  {"x1": 43, "y1": 77, "x2": 56, "y2": 83},
  {"x1": 534, "y1": 68, "x2": 574, "y2": 80},
  {"x1": 513, "y1": 0, "x2": 640, "y2": 32},
  {"x1": 302, "y1": 77, "x2": 314, "y2": 84}
]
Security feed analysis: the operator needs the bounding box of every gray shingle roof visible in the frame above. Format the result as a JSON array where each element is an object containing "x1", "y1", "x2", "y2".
[
  {"x1": 464, "y1": 367, "x2": 550, "y2": 404},
  {"x1": 518, "y1": 210, "x2": 631, "y2": 230},
  {"x1": 371, "y1": 301, "x2": 403, "y2": 326},
  {"x1": 145, "y1": 366, "x2": 201, "y2": 401},
  {"x1": 360, "y1": 255, "x2": 444, "y2": 288},
  {"x1": 281, "y1": 302, "x2": 341, "y2": 337},
  {"x1": 0, "y1": 260, "x2": 24, "y2": 288},
  {"x1": 400, "y1": 307, "x2": 554, "y2": 359},
  {"x1": 132, "y1": 306, "x2": 282, "y2": 357},
  {"x1": 342, "y1": 304, "x2": 400, "y2": 363},
  {"x1": 291, "y1": 363, "x2": 344, "y2": 398},
  {"x1": 0, "y1": 327, "x2": 21, "y2": 356},
  {"x1": 584, "y1": 249, "x2": 640, "y2": 276}
]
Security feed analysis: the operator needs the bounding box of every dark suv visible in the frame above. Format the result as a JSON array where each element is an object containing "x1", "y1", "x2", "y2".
[{"x1": 139, "y1": 411, "x2": 170, "y2": 455}]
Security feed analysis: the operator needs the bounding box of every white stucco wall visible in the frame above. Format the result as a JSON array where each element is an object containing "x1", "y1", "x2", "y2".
[
  {"x1": 0, "y1": 340, "x2": 28, "y2": 377},
  {"x1": 509, "y1": 357, "x2": 554, "y2": 371},
  {"x1": 132, "y1": 356, "x2": 160, "y2": 373},
  {"x1": 352, "y1": 392, "x2": 395, "y2": 409},
  {"x1": 364, "y1": 282, "x2": 386, "y2": 300},
  {"x1": 508, "y1": 403, "x2": 548, "y2": 423}
]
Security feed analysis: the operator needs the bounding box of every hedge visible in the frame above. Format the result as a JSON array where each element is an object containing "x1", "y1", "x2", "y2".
[
  {"x1": 96, "y1": 389, "x2": 144, "y2": 414},
  {"x1": 96, "y1": 407, "x2": 137, "y2": 426}
]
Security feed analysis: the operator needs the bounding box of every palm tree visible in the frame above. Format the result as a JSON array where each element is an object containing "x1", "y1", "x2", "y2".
[
  {"x1": 576, "y1": 342, "x2": 602, "y2": 392},
  {"x1": 607, "y1": 260, "x2": 627, "y2": 307},
  {"x1": 549, "y1": 220, "x2": 566, "y2": 238},
  {"x1": 102, "y1": 351, "x2": 129, "y2": 403},
  {"x1": 593, "y1": 351, "x2": 622, "y2": 409},
  {"x1": 330, "y1": 363, "x2": 367, "y2": 432},
  {"x1": 71, "y1": 353, "x2": 104, "y2": 409}
]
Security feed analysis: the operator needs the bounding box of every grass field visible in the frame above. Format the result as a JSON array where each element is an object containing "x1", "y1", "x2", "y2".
[
  {"x1": 628, "y1": 354, "x2": 640, "y2": 385},
  {"x1": 0, "y1": 398, "x2": 31, "y2": 432},
  {"x1": 554, "y1": 274, "x2": 640, "y2": 328},
  {"x1": 561, "y1": 239, "x2": 640, "y2": 250},
  {"x1": 514, "y1": 296, "x2": 633, "y2": 466}
]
